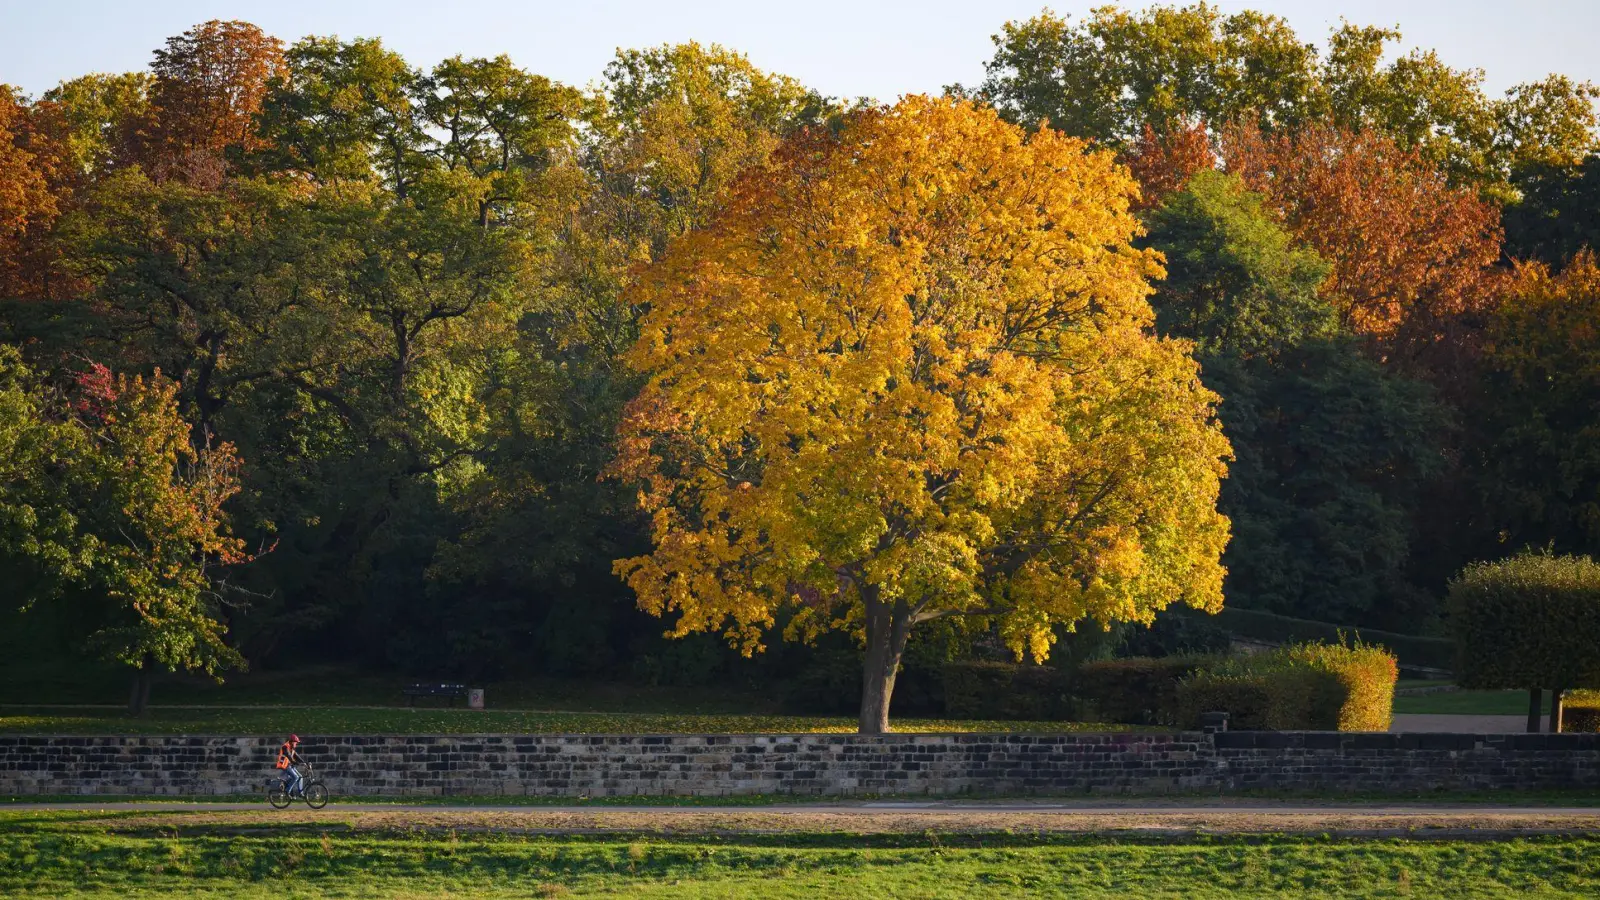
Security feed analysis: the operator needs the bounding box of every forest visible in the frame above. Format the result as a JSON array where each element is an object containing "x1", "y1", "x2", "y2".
[{"x1": 3, "y1": 6, "x2": 1599, "y2": 719}]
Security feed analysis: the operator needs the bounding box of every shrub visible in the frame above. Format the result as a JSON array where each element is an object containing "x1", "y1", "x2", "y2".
[
  {"x1": 1176, "y1": 640, "x2": 1397, "y2": 731},
  {"x1": 1176, "y1": 669, "x2": 1342, "y2": 730},
  {"x1": 1448, "y1": 552, "x2": 1600, "y2": 691},
  {"x1": 1566, "y1": 690, "x2": 1600, "y2": 733},
  {"x1": 1180, "y1": 607, "x2": 1454, "y2": 671},
  {"x1": 1073, "y1": 656, "x2": 1218, "y2": 725},
  {"x1": 940, "y1": 661, "x2": 1073, "y2": 720}
]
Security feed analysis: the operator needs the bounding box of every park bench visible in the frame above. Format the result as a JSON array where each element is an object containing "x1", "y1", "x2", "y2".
[{"x1": 402, "y1": 683, "x2": 468, "y2": 707}]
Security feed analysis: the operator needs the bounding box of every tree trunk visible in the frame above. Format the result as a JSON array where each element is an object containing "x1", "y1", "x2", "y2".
[
  {"x1": 1527, "y1": 688, "x2": 1543, "y2": 733},
  {"x1": 128, "y1": 669, "x2": 153, "y2": 717},
  {"x1": 858, "y1": 589, "x2": 912, "y2": 735},
  {"x1": 1550, "y1": 687, "x2": 1566, "y2": 734}
]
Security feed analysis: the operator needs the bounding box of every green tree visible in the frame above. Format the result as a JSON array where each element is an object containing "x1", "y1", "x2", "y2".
[
  {"x1": 1142, "y1": 171, "x2": 1447, "y2": 627},
  {"x1": 0, "y1": 347, "x2": 252, "y2": 712}
]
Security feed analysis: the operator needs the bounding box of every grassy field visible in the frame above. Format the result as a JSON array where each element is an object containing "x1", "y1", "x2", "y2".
[
  {"x1": 2, "y1": 810, "x2": 1598, "y2": 898},
  {"x1": 0, "y1": 705, "x2": 1142, "y2": 736}
]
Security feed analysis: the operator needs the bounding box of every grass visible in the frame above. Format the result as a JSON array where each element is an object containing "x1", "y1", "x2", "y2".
[
  {"x1": 2, "y1": 812, "x2": 1597, "y2": 898},
  {"x1": 1393, "y1": 689, "x2": 1542, "y2": 716},
  {"x1": 0, "y1": 705, "x2": 1145, "y2": 736}
]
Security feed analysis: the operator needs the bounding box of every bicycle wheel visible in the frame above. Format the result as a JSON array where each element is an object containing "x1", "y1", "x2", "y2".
[
  {"x1": 304, "y1": 781, "x2": 329, "y2": 809},
  {"x1": 268, "y1": 783, "x2": 291, "y2": 810}
]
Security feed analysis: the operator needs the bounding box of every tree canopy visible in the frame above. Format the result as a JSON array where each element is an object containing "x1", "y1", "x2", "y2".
[{"x1": 611, "y1": 97, "x2": 1231, "y2": 732}]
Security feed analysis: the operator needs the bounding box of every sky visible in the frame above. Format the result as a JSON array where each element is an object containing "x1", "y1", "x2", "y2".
[{"x1": 2, "y1": 0, "x2": 1598, "y2": 101}]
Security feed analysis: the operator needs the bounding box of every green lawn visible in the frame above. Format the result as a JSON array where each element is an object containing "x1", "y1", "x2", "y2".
[
  {"x1": 1, "y1": 816, "x2": 1595, "y2": 898},
  {"x1": 1393, "y1": 689, "x2": 1541, "y2": 716},
  {"x1": 0, "y1": 705, "x2": 1143, "y2": 736}
]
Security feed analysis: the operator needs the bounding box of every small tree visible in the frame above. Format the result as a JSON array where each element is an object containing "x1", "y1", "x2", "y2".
[
  {"x1": 611, "y1": 97, "x2": 1232, "y2": 734},
  {"x1": 1447, "y1": 552, "x2": 1600, "y2": 731},
  {"x1": 0, "y1": 348, "x2": 254, "y2": 714}
]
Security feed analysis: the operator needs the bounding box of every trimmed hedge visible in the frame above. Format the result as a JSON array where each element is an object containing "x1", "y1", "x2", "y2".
[
  {"x1": 1566, "y1": 691, "x2": 1600, "y2": 733},
  {"x1": 1073, "y1": 656, "x2": 1217, "y2": 725},
  {"x1": 1175, "y1": 641, "x2": 1397, "y2": 731},
  {"x1": 1447, "y1": 552, "x2": 1600, "y2": 691},
  {"x1": 940, "y1": 661, "x2": 1073, "y2": 720}
]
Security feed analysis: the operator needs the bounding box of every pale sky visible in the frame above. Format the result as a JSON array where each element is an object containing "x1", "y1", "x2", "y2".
[{"x1": 2, "y1": 0, "x2": 1597, "y2": 101}]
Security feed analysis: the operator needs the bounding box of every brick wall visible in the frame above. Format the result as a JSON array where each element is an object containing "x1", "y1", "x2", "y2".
[{"x1": 3, "y1": 731, "x2": 1598, "y2": 797}]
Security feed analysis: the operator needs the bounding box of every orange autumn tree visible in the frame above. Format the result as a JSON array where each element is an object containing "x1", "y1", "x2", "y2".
[
  {"x1": 125, "y1": 20, "x2": 285, "y2": 182},
  {"x1": 611, "y1": 97, "x2": 1232, "y2": 733},
  {"x1": 1220, "y1": 122, "x2": 1502, "y2": 365}
]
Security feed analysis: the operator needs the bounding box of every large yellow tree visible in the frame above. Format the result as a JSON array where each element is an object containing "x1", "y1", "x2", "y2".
[{"x1": 612, "y1": 97, "x2": 1231, "y2": 733}]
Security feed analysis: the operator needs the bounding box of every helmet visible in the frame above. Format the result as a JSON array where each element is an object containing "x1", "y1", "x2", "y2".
[{"x1": 289, "y1": 734, "x2": 300, "y2": 743}]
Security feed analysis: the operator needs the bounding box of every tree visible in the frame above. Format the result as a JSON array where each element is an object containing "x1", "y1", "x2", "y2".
[
  {"x1": 975, "y1": 5, "x2": 1318, "y2": 144},
  {"x1": 1141, "y1": 170, "x2": 1446, "y2": 628},
  {"x1": 1142, "y1": 170, "x2": 1333, "y2": 355},
  {"x1": 1474, "y1": 254, "x2": 1600, "y2": 557},
  {"x1": 0, "y1": 87, "x2": 72, "y2": 301},
  {"x1": 611, "y1": 97, "x2": 1231, "y2": 733},
  {"x1": 126, "y1": 20, "x2": 286, "y2": 181},
  {"x1": 976, "y1": 8, "x2": 1597, "y2": 197},
  {"x1": 0, "y1": 347, "x2": 253, "y2": 713},
  {"x1": 1221, "y1": 121, "x2": 1502, "y2": 367},
  {"x1": 1504, "y1": 153, "x2": 1600, "y2": 268},
  {"x1": 1448, "y1": 552, "x2": 1600, "y2": 732}
]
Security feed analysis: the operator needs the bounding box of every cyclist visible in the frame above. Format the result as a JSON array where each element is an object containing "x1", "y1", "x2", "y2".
[{"x1": 275, "y1": 734, "x2": 305, "y2": 798}]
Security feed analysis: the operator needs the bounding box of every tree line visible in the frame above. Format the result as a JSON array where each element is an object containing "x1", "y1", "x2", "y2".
[{"x1": 2, "y1": 7, "x2": 1598, "y2": 725}]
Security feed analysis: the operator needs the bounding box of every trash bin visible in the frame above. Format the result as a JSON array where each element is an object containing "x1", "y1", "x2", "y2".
[{"x1": 467, "y1": 688, "x2": 485, "y2": 710}]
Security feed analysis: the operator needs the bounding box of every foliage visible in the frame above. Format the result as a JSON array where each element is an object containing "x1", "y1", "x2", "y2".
[
  {"x1": 1073, "y1": 655, "x2": 1217, "y2": 725},
  {"x1": 1220, "y1": 121, "x2": 1503, "y2": 361},
  {"x1": 975, "y1": 5, "x2": 1598, "y2": 196},
  {"x1": 1142, "y1": 169, "x2": 1333, "y2": 356},
  {"x1": 940, "y1": 661, "x2": 1073, "y2": 720},
  {"x1": 612, "y1": 96, "x2": 1230, "y2": 732},
  {"x1": 1177, "y1": 640, "x2": 1396, "y2": 731},
  {"x1": 1447, "y1": 551, "x2": 1600, "y2": 690},
  {"x1": 1505, "y1": 154, "x2": 1600, "y2": 268},
  {"x1": 0, "y1": 347, "x2": 250, "y2": 680},
  {"x1": 1475, "y1": 256, "x2": 1600, "y2": 556},
  {"x1": 1565, "y1": 691, "x2": 1600, "y2": 732}
]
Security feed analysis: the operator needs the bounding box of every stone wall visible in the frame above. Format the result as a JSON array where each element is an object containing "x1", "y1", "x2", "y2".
[{"x1": 3, "y1": 731, "x2": 1598, "y2": 797}]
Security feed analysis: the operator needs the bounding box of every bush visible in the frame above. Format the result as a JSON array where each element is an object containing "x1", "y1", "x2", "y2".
[
  {"x1": 1566, "y1": 690, "x2": 1600, "y2": 733},
  {"x1": 1118, "y1": 612, "x2": 1233, "y2": 658},
  {"x1": 1073, "y1": 656, "x2": 1217, "y2": 725},
  {"x1": 1176, "y1": 640, "x2": 1397, "y2": 731},
  {"x1": 1448, "y1": 552, "x2": 1600, "y2": 690},
  {"x1": 941, "y1": 661, "x2": 1073, "y2": 720}
]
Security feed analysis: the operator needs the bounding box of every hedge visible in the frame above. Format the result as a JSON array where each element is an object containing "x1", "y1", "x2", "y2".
[
  {"x1": 1175, "y1": 641, "x2": 1397, "y2": 731},
  {"x1": 1073, "y1": 656, "x2": 1218, "y2": 725},
  {"x1": 1447, "y1": 552, "x2": 1600, "y2": 691},
  {"x1": 940, "y1": 661, "x2": 1073, "y2": 720},
  {"x1": 1566, "y1": 691, "x2": 1600, "y2": 733}
]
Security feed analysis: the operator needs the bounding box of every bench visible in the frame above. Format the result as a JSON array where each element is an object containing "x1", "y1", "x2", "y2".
[{"x1": 402, "y1": 683, "x2": 468, "y2": 707}]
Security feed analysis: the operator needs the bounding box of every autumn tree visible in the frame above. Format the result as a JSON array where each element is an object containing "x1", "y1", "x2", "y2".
[
  {"x1": 126, "y1": 20, "x2": 285, "y2": 181},
  {"x1": 0, "y1": 347, "x2": 252, "y2": 713},
  {"x1": 612, "y1": 97, "x2": 1230, "y2": 733},
  {"x1": 0, "y1": 87, "x2": 74, "y2": 301},
  {"x1": 1221, "y1": 121, "x2": 1503, "y2": 366}
]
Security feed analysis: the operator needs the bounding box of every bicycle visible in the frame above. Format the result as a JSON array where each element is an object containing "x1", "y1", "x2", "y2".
[{"x1": 267, "y1": 760, "x2": 329, "y2": 810}]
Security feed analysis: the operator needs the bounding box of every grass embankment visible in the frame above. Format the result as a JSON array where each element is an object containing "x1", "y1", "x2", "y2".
[
  {"x1": 0, "y1": 705, "x2": 1141, "y2": 736},
  {"x1": 2, "y1": 811, "x2": 1597, "y2": 898}
]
